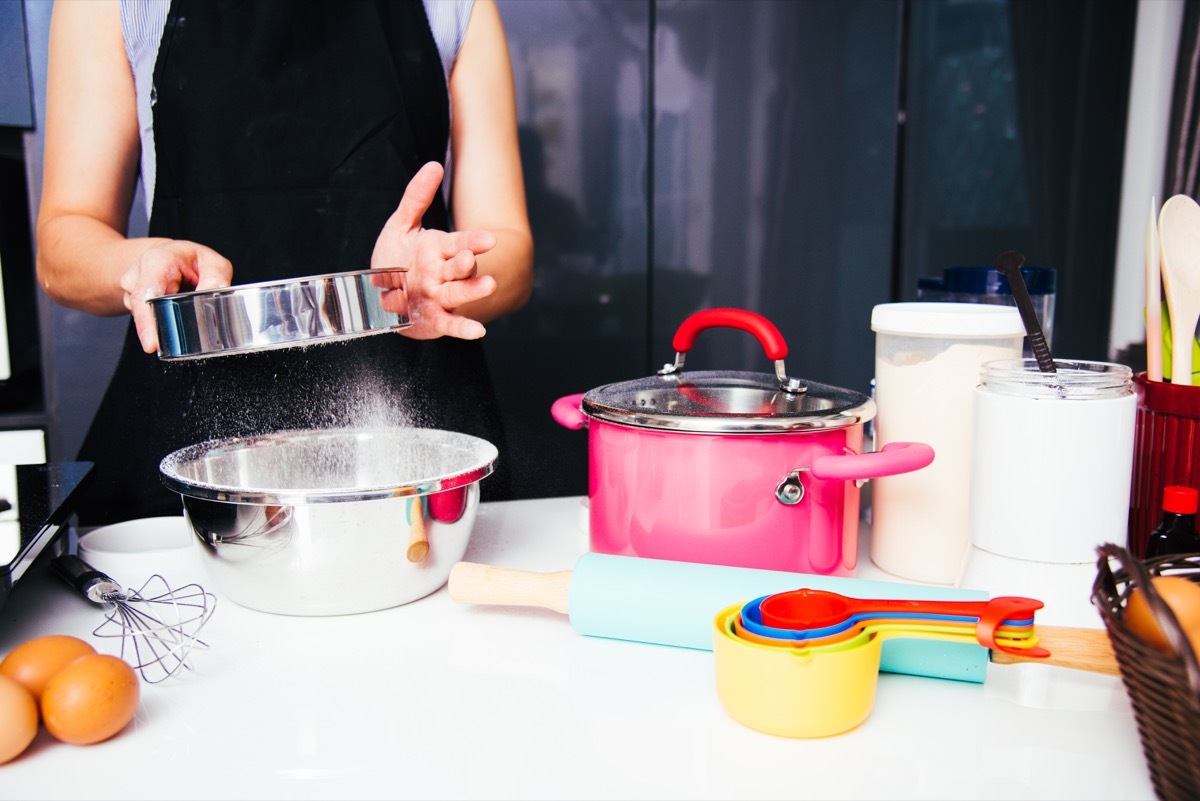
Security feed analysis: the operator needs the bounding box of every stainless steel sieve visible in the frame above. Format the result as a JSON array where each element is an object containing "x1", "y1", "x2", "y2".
[{"x1": 148, "y1": 267, "x2": 410, "y2": 360}]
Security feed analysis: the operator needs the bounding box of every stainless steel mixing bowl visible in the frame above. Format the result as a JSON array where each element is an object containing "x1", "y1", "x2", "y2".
[
  {"x1": 148, "y1": 267, "x2": 409, "y2": 360},
  {"x1": 159, "y1": 427, "x2": 497, "y2": 616}
]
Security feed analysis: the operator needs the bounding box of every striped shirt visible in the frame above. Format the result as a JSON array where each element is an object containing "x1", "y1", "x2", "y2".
[{"x1": 119, "y1": 0, "x2": 474, "y2": 214}]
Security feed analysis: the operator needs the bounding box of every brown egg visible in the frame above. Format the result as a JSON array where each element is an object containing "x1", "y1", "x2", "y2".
[
  {"x1": 0, "y1": 673, "x2": 38, "y2": 764},
  {"x1": 1124, "y1": 576, "x2": 1200, "y2": 660},
  {"x1": 0, "y1": 634, "x2": 96, "y2": 700},
  {"x1": 41, "y1": 654, "x2": 139, "y2": 745}
]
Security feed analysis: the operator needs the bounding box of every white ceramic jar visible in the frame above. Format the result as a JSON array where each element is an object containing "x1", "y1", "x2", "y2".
[
  {"x1": 968, "y1": 358, "x2": 1136, "y2": 563},
  {"x1": 870, "y1": 303, "x2": 1025, "y2": 584}
]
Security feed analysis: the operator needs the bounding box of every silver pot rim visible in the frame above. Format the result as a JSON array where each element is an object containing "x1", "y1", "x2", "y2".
[{"x1": 581, "y1": 370, "x2": 875, "y2": 434}]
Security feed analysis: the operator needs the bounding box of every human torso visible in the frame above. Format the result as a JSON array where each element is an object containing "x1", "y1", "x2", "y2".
[
  {"x1": 75, "y1": 0, "x2": 509, "y2": 525},
  {"x1": 119, "y1": 0, "x2": 473, "y2": 216}
]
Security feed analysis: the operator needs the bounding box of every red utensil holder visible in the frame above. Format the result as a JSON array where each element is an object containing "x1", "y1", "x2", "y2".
[{"x1": 1129, "y1": 373, "x2": 1200, "y2": 558}]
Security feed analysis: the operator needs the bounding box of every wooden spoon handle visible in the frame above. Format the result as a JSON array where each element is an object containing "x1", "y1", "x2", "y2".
[
  {"x1": 989, "y1": 625, "x2": 1118, "y2": 675},
  {"x1": 1158, "y1": 193, "x2": 1200, "y2": 385}
]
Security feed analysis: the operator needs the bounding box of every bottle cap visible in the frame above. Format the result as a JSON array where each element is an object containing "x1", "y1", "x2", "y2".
[{"x1": 1163, "y1": 485, "x2": 1199, "y2": 515}]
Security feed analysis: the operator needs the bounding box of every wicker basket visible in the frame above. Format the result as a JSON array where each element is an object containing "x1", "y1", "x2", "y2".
[{"x1": 1092, "y1": 544, "x2": 1200, "y2": 801}]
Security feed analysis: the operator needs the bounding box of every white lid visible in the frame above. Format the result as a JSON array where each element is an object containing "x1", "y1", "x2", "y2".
[{"x1": 870, "y1": 302, "x2": 1025, "y2": 337}]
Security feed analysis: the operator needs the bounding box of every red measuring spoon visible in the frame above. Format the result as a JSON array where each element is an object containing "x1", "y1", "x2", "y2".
[{"x1": 758, "y1": 589, "x2": 1050, "y2": 658}]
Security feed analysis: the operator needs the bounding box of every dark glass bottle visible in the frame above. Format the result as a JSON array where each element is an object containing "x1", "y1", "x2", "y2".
[{"x1": 1144, "y1": 486, "x2": 1200, "y2": 559}]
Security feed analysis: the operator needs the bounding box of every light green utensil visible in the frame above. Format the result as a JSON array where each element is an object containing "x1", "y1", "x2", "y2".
[{"x1": 1156, "y1": 300, "x2": 1200, "y2": 382}]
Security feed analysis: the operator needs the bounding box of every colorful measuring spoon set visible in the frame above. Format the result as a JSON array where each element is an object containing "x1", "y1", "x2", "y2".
[{"x1": 735, "y1": 588, "x2": 1048, "y2": 656}]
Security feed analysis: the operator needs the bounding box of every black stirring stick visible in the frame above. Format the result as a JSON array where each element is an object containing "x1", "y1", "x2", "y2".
[{"x1": 994, "y1": 250, "x2": 1056, "y2": 374}]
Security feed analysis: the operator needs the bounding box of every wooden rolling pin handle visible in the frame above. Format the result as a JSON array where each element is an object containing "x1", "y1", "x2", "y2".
[
  {"x1": 448, "y1": 562, "x2": 572, "y2": 615},
  {"x1": 990, "y1": 625, "x2": 1119, "y2": 676}
]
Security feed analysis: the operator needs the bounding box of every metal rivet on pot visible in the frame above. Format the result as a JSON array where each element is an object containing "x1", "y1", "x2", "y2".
[{"x1": 775, "y1": 470, "x2": 806, "y2": 505}]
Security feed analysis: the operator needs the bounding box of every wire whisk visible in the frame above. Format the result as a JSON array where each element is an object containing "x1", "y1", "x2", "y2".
[{"x1": 51, "y1": 554, "x2": 216, "y2": 684}]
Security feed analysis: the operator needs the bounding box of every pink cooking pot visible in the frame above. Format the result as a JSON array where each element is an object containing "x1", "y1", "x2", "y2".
[{"x1": 551, "y1": 308, "x2": 934, "y2": 576}]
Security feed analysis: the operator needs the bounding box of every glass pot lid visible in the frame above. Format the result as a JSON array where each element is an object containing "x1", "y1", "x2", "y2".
[
  {"x1": 581, "y1": 370, "x2": 875, "y2": 434},
  {"x1": 582, "y1": 308, "x2": 875, "y2": 433}
]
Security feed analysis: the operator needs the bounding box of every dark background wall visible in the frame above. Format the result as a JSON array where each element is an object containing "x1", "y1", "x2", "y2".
[{"x1": 485, "y1": 0, "x2": 905, "y2": 499}]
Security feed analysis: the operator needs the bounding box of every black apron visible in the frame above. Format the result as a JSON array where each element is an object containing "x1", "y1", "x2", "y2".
[{"x1": 76, "y1": 0, "x2": 511, "y2": 525}]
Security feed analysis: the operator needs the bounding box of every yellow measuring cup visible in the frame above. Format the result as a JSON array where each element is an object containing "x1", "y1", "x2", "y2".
[{"x1": 713, "y1": 603, "x2": 981, "y2": 738}]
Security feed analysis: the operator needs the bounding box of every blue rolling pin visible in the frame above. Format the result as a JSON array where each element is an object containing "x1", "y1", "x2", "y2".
[{"x1": 448, "y1": 552, "x2": 996, "y2": 683}]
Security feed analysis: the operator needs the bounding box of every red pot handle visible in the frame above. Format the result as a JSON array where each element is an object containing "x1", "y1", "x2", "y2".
[
  {"x1": 551, "y1": 393, "x2": 588, "y2": 430},
  {"x1": 671, "y1": 308, "x2": 788, "y2": 360},
  {"x1": 809, "y1": 441, "x2": 934, "y2": 481}
]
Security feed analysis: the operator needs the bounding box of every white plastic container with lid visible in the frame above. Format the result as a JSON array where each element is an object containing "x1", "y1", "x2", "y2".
[
  {"x1": 967, "y1": 358, "x2": 1135, "y2": 563},
  {"x1": 869, "y1": 302, "x2": 1025, "y2": 585}
]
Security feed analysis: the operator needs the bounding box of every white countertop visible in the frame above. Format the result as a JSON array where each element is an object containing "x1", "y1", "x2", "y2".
[{"x1": 0, "y1": 496, "x2": 1155, "y2": 800}]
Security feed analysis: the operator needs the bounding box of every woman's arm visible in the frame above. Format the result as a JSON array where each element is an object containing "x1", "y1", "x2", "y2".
[
  {"x1": 37, "y1": 0, "x2": 147, "y2": 315},
  {"x1": 446, "y1": 0, "x2": 534, "y2": 323},
  {"x1": 36, "y1": 0, "x2": 231, "y2": 352}
]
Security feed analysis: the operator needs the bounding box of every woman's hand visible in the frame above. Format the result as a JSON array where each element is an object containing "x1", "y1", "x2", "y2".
[
  {"x1": 371, "y1": 162, "x2": 500, "y2": 340},
  {"x1": 120, "y1": 240, "x2": 233, "y2": 353}
]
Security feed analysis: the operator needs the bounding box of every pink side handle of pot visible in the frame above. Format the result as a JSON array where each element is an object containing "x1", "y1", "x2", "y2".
[
  {"x1": 551, "y1": 393, "x2": 589, "y2": 430},
  {"x1": 809, "y1": 441, "x2": 934, "y2": 481},
  {"x1": 671, "y1": 308, "x2": 789, "y2": 360}
]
